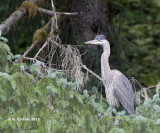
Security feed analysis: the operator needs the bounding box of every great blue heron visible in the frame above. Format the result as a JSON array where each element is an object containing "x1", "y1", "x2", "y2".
[{"x1": 85, "y1": 35, "x2": 135, "y2": 114}]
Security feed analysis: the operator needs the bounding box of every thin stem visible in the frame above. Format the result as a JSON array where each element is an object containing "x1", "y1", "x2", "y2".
[{"x1": 82, "y1": 64, "x2": 102, "y2": 81}]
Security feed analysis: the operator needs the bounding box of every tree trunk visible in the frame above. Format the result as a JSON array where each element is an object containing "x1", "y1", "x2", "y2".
[{"x1": 60, "y1": 0, "x2": 109, "y2": 45}]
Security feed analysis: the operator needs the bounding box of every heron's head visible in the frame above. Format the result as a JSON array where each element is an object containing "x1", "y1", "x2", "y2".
[{"x1": 84, "y1": 35, "x2": 110, "y2": 54}]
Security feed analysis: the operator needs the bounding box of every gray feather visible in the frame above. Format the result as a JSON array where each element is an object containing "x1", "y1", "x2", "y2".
[{"x1": 113, "y1": 70, "x2": 135, "y2": 114}]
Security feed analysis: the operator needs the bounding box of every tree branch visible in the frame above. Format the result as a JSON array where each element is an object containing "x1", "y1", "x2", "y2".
[
  {"x1": 38, "y1": 8, "x2": 78, "y2": 16},
  {"x1": 0, "y1": 9, "x2": 27, "y2": 35},
  {"x1": 38, "y1": 8, "x2": 53, "y2": 15},
  {"x1": 18, "y1": 18, "x2": 53, "y2": 62},
  {"x1": 0, "y1": 3, "x2": 77, "y2": 35},
  {"x1": 34, "y1": 39, "x2": 48, "y2": 59},
  {"x1": 0, "y1": 0, "x2": 36, "y2": 35},
  {"x1": 82, "y1": 64, "x2": 102, "y2": 81},
  {"x1": 23, "y1": 40, "x2": 39, "y2": 58}
]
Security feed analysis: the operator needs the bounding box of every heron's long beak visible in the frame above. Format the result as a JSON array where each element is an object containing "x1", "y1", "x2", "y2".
[{"x1": 84, "y1": 40, "x2": 102, "y2": 45}]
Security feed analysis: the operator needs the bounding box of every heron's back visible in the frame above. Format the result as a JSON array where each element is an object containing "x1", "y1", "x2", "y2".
[{"x1": 104, "y1": 70, "x2": 135, "y2": 114}]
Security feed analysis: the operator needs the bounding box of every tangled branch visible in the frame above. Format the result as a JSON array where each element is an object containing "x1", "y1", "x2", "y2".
[{"x1": 0, "y1": 1, "x2": 77, "y2": 35}]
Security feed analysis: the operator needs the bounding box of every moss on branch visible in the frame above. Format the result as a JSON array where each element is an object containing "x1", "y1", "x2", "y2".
[{"x1": 18, "y1": 1, "x2": 38, "y2": 20}]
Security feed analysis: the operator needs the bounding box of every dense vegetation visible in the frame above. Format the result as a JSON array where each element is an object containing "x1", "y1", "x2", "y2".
[
  {"x1": 1, "y1": 37, "x2": 160, "y2": 133},
  {"x1": 0, "y1": 0, "x2": 160, "y2": 132}
]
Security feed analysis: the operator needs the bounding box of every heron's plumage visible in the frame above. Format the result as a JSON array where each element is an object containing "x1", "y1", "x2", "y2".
[
  {"x1": 85, "y1": 34, "x2": 136, "y2": 115},
  {"x1": 113, "y1": 70, "x2": 135, "y2": 114}
]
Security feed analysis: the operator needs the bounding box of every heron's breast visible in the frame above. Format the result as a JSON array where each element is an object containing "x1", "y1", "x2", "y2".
[{"x1": 105, "y1": 83, "x2": 119, "y2": 107}]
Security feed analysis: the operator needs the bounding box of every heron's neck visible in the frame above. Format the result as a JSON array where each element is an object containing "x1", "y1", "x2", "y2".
[{"x1": 101, "y1": 52, "x2": 112, "y2": 82}]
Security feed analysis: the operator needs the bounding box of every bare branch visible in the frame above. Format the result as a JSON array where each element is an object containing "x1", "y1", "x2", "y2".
[
  {"x1": 50, "y1": 0, "x2": 57, "y2": 34},
  {"x1": 23, "y1": 57, "x2": 38, "y2": 62},
  {"x1": 38, "y1": 8, "x2": 78, "y2": 16},
  {"x1": 23, "y1": 40, "x2": 38, "y2": 58},
  {"x1": 34, "y1": 39, "x2": 49, "y2": 59},
  {"x1": 0, "y1": 9, "x2": 27, "y2": 35},
  {"x1": 18, "y1": 40, "x2": 38, "y2": 63},
  {"x1": 49, "y1": 39, "x2": 60, "y2": 46},
  {"x1": 51, "y1": 0, "x2": 58, "y2": 29},
  {"x1": 0, "y1": 0, "x2": 36, "y2": 35},
  {"x1": 0, "y1": 3, "x2": 77, "y2": 35},
  {"x1": 57, "y1": 12, "x2": 78, "y2": 16},
  {"x1": 82, "y1": 64, "x2": 102, "y2": 81},
  {"x1": 18, "y1": 18, "x2": 53, "y2": 62}
]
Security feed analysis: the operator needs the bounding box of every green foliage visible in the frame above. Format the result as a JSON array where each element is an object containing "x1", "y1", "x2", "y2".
[
  {"x1": 0, "y1": 37, "x2": 13, "y2": 72},
  {"x1": 0, "y1": 37, "x2": 160, "y2": 133},
  {"x1": 111, "y1": 0, "x2": 160, "y2": 86}
]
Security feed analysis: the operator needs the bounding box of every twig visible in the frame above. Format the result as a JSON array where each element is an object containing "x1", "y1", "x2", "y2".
[
  {"x1": 51, "y1": 0, "x2": 58, "y2": 29},
  {"x1": 9, "y1": 95, "x2": 17, "y2": 100},
  {"x1": 23, "y1": 57, "x2": 37, "y2": 62},
  {"x1": 135, "y1": 86, "x2": 156, "y2": 100},
  {"x1": 49, "y1": 39, "x2": 60, "y2": 46},
  {"x1": 15, "y1": 120, "x2": 21, "y2": 132},
  {"x1": 19, "y1": 18, "x2": 53, "y2": 62},
  {"x1": 50, "y1": 0, "x2": 57, "y2": 34},
  {"x1": 82, "y1": 64, "x2": 102, "y2": 81},
  {"x1": 23, "y1": 57, "x2": 63, "y2": 72},
  {"x1": 136, "y1": 86, "x2": 156, "y2": 93},
  {"x1": 38, "y1": 7, "x2": 78, "y2": 16},
  {"x1": 18, "y1": 40, "x2": 38, "y2": 63},
  {"x1": 146, "y1": 86, "x2": 156, "y2": 89},
  {"x1": 34, "y1": 39, "x2": 49, "y2": 59},
  {"x1": 23, "y1": 40, "x2": 38, "y2": 58},
  {"x1": 57, "y1": 12, "x2": 78, "y2": 16}
]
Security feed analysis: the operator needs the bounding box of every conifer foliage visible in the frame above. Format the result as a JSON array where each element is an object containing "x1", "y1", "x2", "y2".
[{"x1": 0, "y1": 37, "x2": 160, "y2": 133}]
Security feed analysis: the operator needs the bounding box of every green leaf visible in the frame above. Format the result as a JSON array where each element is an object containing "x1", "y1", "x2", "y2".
[
  {"x1": 0, "y1": 37, "x2": 8, "y2": 43},
  {"x1": 155, "y1": 119, "x2": 160, "y2": 125},
  {"x1": 60, "y1": 100, "x2": 69, "y2": 108}
]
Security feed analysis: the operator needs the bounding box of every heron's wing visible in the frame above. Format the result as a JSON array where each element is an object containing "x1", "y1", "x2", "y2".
[{"x1": 113, "y1": 70, "x2": 135, "y2": 114}]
